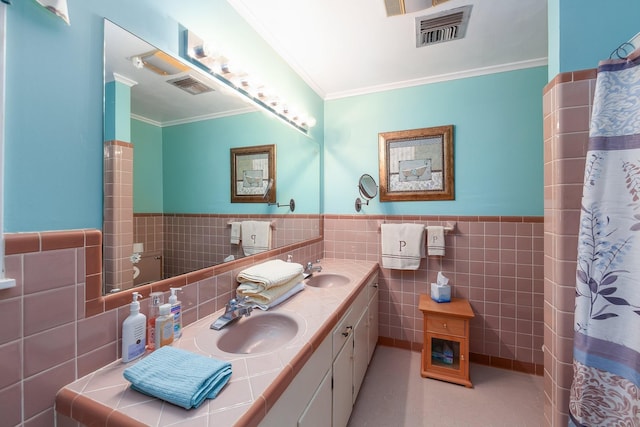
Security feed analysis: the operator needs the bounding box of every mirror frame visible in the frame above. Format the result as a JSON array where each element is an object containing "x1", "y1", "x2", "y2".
[{"x1": 230, "y1": 144, "x2": 276, "y2": 203}]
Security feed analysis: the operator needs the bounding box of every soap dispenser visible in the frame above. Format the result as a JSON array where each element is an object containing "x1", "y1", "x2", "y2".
[
  {"x1": 169, "y1": 287, "x2": 182, "y2": 340},
  {"x1": 154, "y1": 303, "x2": 174, "y2": 349},
  {"x1": 122, "y1": 292, "x2": 146, "y2": 363}
]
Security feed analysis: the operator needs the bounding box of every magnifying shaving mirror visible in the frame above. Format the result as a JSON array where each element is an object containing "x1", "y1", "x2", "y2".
[
  {"x1": 264, "y1": 178, "x2": 295, "y2": 211},
  {"x1": 355, "y1": 174, "x2": 378, "y2": 212}
]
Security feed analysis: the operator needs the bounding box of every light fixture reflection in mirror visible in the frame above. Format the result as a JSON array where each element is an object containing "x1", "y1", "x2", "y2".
[
  {"x1": 355, "y1": 174, "x2": 378, "y2": 212},
  {"x1": 183, "y1": 29, "x2": 316, "y2": 136}
]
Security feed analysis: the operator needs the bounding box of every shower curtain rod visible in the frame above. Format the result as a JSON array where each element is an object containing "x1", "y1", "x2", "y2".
[{"x1": 610, "y1": 31, "x2": 640, "y2": 59}]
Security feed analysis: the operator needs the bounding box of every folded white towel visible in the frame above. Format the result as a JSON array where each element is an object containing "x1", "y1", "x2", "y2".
[
  {"x1": 381, "y1": 223, "x2": 425, "y2": 270},
  {"x1": 237, "y1": 274, "x2": 304, "y2": 305},
  {"x1": 426, "y1": 226, "x2": 446, "y2": 256},
  {"x1": 236, "y1": 259, "x2": 304, "y2": 290},
  {"x1": 250, "y1": 282, "x2": 305, "y2": 310},
  {"x1": 241, "y1": 221, "x2": 272, "y2": 255},
  {"x1": 230, "y1": 222, "x2": 241, "y2": 245}
]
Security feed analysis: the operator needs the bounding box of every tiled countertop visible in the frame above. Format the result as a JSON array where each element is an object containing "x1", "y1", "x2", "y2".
[{"x1": 55, "y1": 259, "x2": 378, "y2": 427}]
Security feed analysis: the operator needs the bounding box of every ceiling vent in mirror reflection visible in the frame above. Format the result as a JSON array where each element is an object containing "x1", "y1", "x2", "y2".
[{"x1": 168, "y1": 75, "x2": 215, "y2": 95}]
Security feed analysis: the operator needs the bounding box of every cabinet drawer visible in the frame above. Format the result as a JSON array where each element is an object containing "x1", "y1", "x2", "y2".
[{"x1": 427, "y1": 315, "x2": 465, "y2": 336}]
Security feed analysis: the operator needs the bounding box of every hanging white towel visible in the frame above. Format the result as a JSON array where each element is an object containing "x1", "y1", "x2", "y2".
[
  {"x1": 241, "y1": 221, "x2": 272, "y2": 256},
  {"x1": 426, "y1": 226, "x2": 445, "y2": 256},
  {"x1": 230, "y1": 222, "x2": 242, "y2": 245},
  {"x1": 381, "y1": 223, "x2": 425, "y2": 270}
]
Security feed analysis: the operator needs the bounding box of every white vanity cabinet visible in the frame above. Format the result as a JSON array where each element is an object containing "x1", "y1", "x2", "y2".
[
  {"x1": 353, "y1": 276, "x2": 378, "y2": 402},
  {"x1": 332, "y1": 274, "x2": 379, "y2": 427},
  {"x1": 260, "y1": 333, "x2": 332, "y2": 427},
  {"x1": 261, "y1": 273, "x2": 379, "y2": 427}
]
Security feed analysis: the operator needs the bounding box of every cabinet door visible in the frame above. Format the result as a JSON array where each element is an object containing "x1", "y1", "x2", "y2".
[
  {"x1": 298, "y1": 369, "x2": 332, "y2": 427},
  {"x1": 425, "y1": 331, "x2": 467, "y2": 381},
  {"x1": 352, "y1": 309, "x2": 368, "y2": 404},
  {"x1": 332, "y1": 334, "x2": 353, "y2": 427},
  {"x1": 367, "y1": 289, "x2": 378, "y2": 364}
]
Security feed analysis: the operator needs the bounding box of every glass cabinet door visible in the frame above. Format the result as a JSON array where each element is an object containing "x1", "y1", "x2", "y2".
[{"x1": 425, "y1": 332, "x2": 467, "y2": 380}]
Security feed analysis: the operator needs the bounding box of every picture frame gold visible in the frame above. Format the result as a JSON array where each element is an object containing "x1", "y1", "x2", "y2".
[
  {"x1": 378, "y1": 125, "x2": 454, "y2": 201},
  {"x1": 230, "y1": 144, "x2": 276, "y2": 203}
]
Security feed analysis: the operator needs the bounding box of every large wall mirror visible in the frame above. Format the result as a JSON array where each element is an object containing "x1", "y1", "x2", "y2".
[{"x1": 103, "y1": 20, "x2": 320, "y2": 295}]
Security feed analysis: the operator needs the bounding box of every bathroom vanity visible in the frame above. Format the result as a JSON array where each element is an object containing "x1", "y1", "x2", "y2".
[{"x1": 55, "y1": 259, "x2": 378, "y2": 426}]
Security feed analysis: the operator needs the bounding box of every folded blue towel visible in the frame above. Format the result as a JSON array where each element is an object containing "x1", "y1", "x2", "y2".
[{"x1": 123, "y1": 346, "x2": 232, "y2": 409}]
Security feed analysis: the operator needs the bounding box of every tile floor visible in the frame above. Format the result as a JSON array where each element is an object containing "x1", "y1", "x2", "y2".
[{"x1": 349, "y1": 346, "x2": 544, "y2": 427}]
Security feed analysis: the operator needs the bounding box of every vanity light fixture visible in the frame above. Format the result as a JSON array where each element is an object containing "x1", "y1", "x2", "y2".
[
  {"x1": 182, "y1": 29, "x2": 316, "y2": 135},
  {"x1": 130, "y1": 49, "x2": 190, "y2": 76}
]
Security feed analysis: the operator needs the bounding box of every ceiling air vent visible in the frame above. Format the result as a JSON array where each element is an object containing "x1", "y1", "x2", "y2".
[
  {"x1": 167, "y1": 75, "x2": 214, "y2": 95},
  {"x1": 416, "y1": 5, "x2": 472, "y2": 47}
]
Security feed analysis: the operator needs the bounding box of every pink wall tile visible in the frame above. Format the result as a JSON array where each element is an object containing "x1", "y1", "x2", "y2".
[
  {"x1": 23, "y1": 360, "x2": 75, "y2": 420},
  {"x1": 324, "y1": 214, "x2": 544, "y2": 372},
  {"x1": 23, "y1": 286, "x2": 76, "y2": 336},
  {"x1": 0, "y1": 341, "x2": 21, "y2": 389},
  {"x1": 77, "y1": 343, "x2": 118, "y2": 378},
  {"x1": 23, "y1": 249, "x2": 77, "y2": 294},
  {"x1": 0, "y1": 296, "x2": 22, "y2": 345},
  {"x1": 544, "y1": 71, "x2": 594, "y2": 426},
  {"x1": 24, "y1": 324, "x2": 76, "y2": 377},
  {"x1": 77, "y1": 310, "x2": 118, "y2": 355},
  {"x1": 0, "y1": 383, "x2": 22, "y2": 426}
]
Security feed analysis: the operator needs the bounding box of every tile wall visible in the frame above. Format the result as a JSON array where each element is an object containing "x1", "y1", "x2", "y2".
[
  {"x1": 2, "y1": 211, "x2": 555, "y2": 426},
  {"x1": 323, "y1": 214, "x2": 545, "y2": 373},
  {"x1": 161, "y1": 214, "x2": 320, "y2": 277},
  {"x1": 103, "y1": 141, "x2": 134, "y2": 293},
  {"x1": 542, "y1": 69, "x2": 596, "y2": 426},
  {"x1": 0, "y1": 230, "x2": 322, "y2": 427}
]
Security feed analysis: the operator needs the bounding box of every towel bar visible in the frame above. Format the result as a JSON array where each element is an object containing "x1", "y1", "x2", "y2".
[
  {"x1": 227, "y1": 220, "x2": 276, "y2": 229},
  {"x1": 377, "y1": 222, "x2": 455, "y2": 233}
]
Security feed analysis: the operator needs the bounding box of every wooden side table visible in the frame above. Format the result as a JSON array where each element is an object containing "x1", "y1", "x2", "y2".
[{"x1": 419, "y1": 295, "x2": 475, "y2": 387}]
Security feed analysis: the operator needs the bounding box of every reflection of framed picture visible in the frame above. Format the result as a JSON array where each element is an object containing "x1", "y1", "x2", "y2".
[
  {"x1": 378, "y1": 125, "x2": 454, "y2": 201},
  {"x1": 230, "y1": 144, "x2": 276, "y2": 203}
]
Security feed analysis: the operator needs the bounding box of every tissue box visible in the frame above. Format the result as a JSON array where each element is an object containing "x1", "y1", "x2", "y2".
[{"x1": 430, "y1": 283, "x2": 451, "y2": 303}]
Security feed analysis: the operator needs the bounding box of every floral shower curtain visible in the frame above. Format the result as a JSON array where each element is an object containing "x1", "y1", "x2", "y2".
[{"x1": 569, "y1": 50, "x2": 640, "y2": 425}]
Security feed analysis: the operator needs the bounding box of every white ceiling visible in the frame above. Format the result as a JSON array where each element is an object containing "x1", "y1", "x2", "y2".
[{"x1": 227, "y1": 0, "x2": 548, "y2": 100}]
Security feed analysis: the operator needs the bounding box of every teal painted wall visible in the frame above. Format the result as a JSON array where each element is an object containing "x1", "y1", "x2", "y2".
[
  {"x1": 132, "y1": 119, "x2": 163, "y2": 213},
  {"x1": 104, "y1": 81, "x2": 132, "y2": 143},
  {"x1": 4, "y1": 0, "x2": 322, "y2": 232},
  {"x1": 131, "y1": 111, "x2": 321, "y2": 216},
  {"x1": 324, "y1": 67, "x2": 547, "y2": 216},
  {"x1": 161, "y1": 111, "x2": 320, "y2": 215},
  {"x1": 549, "y1": 0, "x2": 640, "y2": 78}
]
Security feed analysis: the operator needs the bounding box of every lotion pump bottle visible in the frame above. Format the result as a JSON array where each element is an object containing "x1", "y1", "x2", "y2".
[
  {"x1": 155, "y1": 303, "x2": 174, "y2": 349},
  {"x1": 169, "y1": 287, "x2": 182, "y2": 340},
  {"x1": 121, "y1": 292, "x2": 146, "y2": 363}
]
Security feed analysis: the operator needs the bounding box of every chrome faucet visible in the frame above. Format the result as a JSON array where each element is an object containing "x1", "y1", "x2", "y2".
[
  {"x1": 303, "y1": 260, "x2": 322, "y2": 278},
  {"x1": 210, "y1": 296, "x2": 253, "y2": 330}
]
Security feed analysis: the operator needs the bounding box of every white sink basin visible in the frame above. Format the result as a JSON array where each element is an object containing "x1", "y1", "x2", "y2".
[
  {"x1": 196, "y1": 311, "x2": 302, "y2": 355},
  {"x1": 305, "y1": 273, "x2": 350, "y2": 288}
]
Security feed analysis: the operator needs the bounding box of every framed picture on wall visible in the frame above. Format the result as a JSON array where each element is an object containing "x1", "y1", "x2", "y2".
[
  {"x1": 378, "y1": 125, "x2": 454, "y2": 201},
  {"x1": 230, "y1": 144, "x2": 276, "y2": 203}
]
